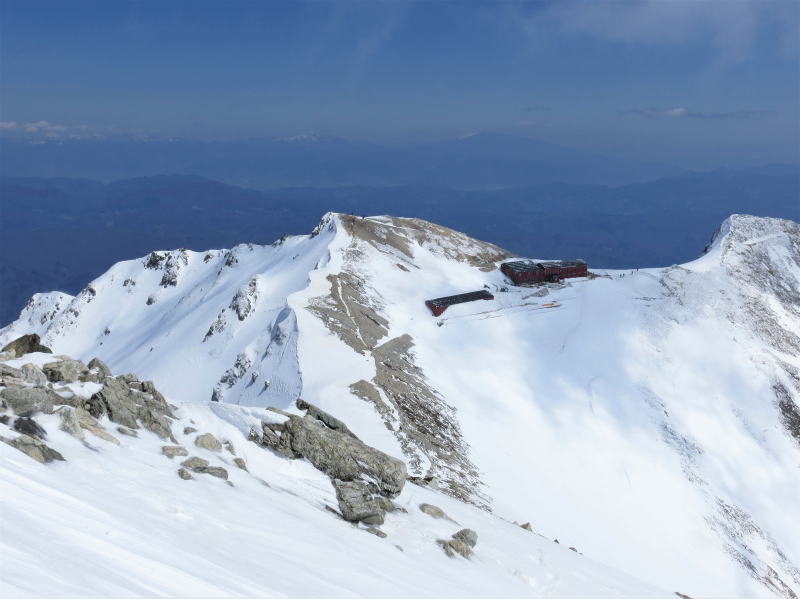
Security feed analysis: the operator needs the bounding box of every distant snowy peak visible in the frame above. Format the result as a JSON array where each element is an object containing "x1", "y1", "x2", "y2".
[
  {"x1": 0, "y1": 212, "x2": 512, "y2": 507},
  {"x1": 12, "y1": 291, "x2": 72, "y2": 339},
  {"x1": 273, "y1": 133, "x2": 320, "y2": 143}
]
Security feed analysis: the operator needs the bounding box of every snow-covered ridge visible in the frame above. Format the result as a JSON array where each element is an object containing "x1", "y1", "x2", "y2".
[{"x1": 2, "y1": 212, "x2": 800, "y2": 598}]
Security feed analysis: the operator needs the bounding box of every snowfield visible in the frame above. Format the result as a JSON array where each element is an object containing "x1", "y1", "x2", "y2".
[
  {"x1": 2, "y1": 212, "x2": 799, "y2": 598},
  {"x1": 0, "y1": 398, "x2": 670, "y2": 598}
]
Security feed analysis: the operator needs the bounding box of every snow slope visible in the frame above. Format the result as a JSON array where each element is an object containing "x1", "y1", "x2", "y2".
[
  {"x1": 3, "y1": 212, "x2": 799, "y2": 598},
  {"x1": 1, "y1": 380, "x2": 670, "y2": 598}
]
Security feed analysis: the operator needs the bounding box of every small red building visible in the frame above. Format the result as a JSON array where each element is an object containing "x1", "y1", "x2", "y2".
[
  {"x1": 425, "y1": 289, "x2": 494, "y2": 317},
  {"x1": 501, "y1": 259, "x2": 587, "y2": 286}
]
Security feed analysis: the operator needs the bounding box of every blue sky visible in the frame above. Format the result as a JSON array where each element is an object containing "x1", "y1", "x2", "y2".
[{"x1": 0, "y1": 0, "x2": 798, "y2": 168}]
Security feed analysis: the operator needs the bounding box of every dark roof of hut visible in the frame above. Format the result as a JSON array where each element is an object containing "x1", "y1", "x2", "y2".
[
  {"x1": 426, "y1": 289, "x2": 494, "y2": 308},
  {"x1": 501, "y1": 259, "x2": 586, "y2": 274}
]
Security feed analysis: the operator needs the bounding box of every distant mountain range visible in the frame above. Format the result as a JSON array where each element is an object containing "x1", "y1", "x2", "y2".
[
  {"x1": 0, "y1": 132, "x2": 684, "y2": 188},
  {"x1": 1, "y1": 164, "x2": 797, "y2": 324}
]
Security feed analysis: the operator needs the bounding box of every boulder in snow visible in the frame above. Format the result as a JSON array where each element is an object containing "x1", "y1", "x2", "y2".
[
  {"x1": 162, "y1": 445, "x2": 189, "y2": 459},
  {"x1": 438, "y1": 530, "x2": 477, "y2": 559},
  {"x1": 419, "y1": 503, "x2": 451, "y2": 521},
  {"x1": 1, "y1": 433, "x2": 63, "y2": 464},
  {"x1": 1, "y1": 334, "x2": 52, "y2": 358},
  {"x1": 332, "y1": 479, "x2": 395, "y2": 525},
  {"x1": 453, "y1": 528, "x2": 478, "y2": 548},
  {"x1": 195, "y1": 433, "x2": 222, "y2": 452},
  {"x1": 13, "y1": 417, "x2": 47, "y2": 439}
]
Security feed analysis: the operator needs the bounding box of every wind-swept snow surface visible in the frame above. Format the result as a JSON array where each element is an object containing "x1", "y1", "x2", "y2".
[
  {"x1": 3, "y1": 213, "x2": 799, "y2": 598},
  {"x1": 0, "y1": 394, "x2": 670, "y2": 598}
]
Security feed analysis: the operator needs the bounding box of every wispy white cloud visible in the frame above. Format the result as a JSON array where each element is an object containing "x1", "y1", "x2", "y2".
[
  {"x1": 511, "y1": 0, "x2": 794, "y2": 63},
  {"x1": 23, "y1": 120, "x2": 67, "y2": 135},
  {"x1": 0, "y1": 120, "x2": 118, "y2": 140},
  {"x1": 626, "y1": 106, "x2": 778, "y2": 120}
]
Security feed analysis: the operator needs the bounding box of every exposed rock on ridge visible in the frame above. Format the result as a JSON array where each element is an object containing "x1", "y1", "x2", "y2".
[
  {"x1": 254, "y1": 398, "x2": 406, "y2": 524},
  {"x1": 308, "y1": 215, "x2": 501, "y2": 508}
]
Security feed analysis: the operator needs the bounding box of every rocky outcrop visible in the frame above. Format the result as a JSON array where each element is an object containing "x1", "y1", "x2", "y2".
[
  {"x1": 295, "y1": 398, "x2": 357, "y2": 439},
  {"x1": 85, "y1": 376, "x2": 175, "y2": 440},
  {"x1": 43, "y1": 358, "x2": 88, "y2": 383},
  {"x1": 260, "y1": 399, "x2": 405, "y2": 496},
  {"x1": 57, "y1": 406, "x2": 84, "y2": 439},
  {"x1": 1, "y1": 334, "x2": 52, "y2": 358},
  {"x1": 75, "y1": 408, "x2": 120, "y2": 445},
  {"x1": 21, "y1": 364, "x2": 47, "y2": 386},
  {"x1": 352, "y1": 335, "x2": 487, "y2": 509},
  {"x1": 87, "y1": 357, "x2": 112, "y2": 379},
  {"x1": 0, "y1": 335, "x2": 175, "y2": 462},
  {"x1": 13, "y1": 417, "x2": 47, "y2": 439},
  {"x1": 332, "y1": 480, "x2": 395, "y2": 525},
  {"x1": 254, "y1": 399, "x2": 406, "y2": 524},
  {"x1": 1, "y1": 434, "x2": 63, "y2": 464},
  {"x1": 0, "y1": 386, "x2": 56, "y2": 417},
  {"x1": 0, "y1": 364, "x2": 24, "y2": 380}
]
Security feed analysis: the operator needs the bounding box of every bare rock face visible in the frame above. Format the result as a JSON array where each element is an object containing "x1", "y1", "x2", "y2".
[
  {"x1": 85, "y1": 376, "x2": 174, "y2": 440},
  {"x1": 0, "y1": 386, "x2": 56, "y2": 417},
  {"x1": 1, "y1": 434, "x2": 63, "y2": 464},
  {"x1": 0, "y1": 364, "x2": 24, "y2": 380},
  {"x1": 13, "y1": 417, "x2": 47, "y2": 439},
  {"x1": 1, "y1": 334, "x2": 52, "y2": 358},
  {"x1": 86, "y1": 377, "x2": 138, "y2": 428},
  {"x1": 43, "y1": 359, "x2": 88, "y2": 383},
  {"x1": 57, "y1": 407, "x2": 84, "y2": 440},
  {"x1": 296, "y1": 398, "x2": 357, "y2": 438},
  {"x1": 259, "y1": 400, "x2": 406, "y2": 498},
  {"x1": 75, "y1": 408, "x2": 120, "y2": 445},
  {"x1": 255, "y1": 399, "x2": 406, "y2": 524},
  {"x1": 87, "y1": 357, "x2": 112, "y2": 379},
  {"x1": 20, "y1": 364, "x2": 48, "y2": 386},
  {"x1": 332, "y1": 480, "x2": 395, "y2": 525}
]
